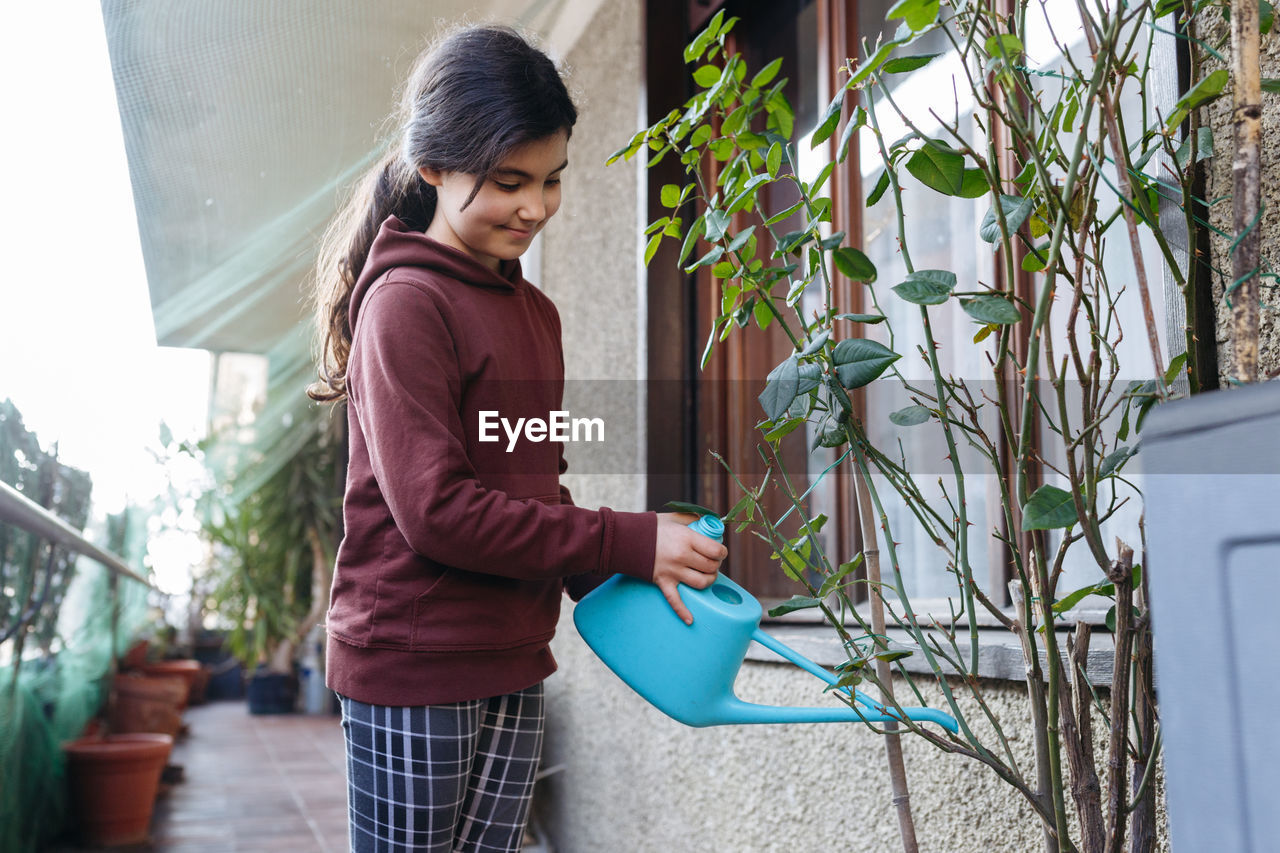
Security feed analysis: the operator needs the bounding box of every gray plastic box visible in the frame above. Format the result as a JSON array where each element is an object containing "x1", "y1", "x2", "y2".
[{"x1": 1141, "y1": 381, "x2": 1280, "y2": 852}]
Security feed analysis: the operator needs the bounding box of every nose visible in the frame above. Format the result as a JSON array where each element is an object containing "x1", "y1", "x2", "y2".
[{"x1": 517, "y1": 187, "x2": 547, "y2": 223}]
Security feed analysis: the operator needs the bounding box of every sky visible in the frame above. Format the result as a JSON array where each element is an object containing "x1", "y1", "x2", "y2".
[{"x1": 1, "y1": 3, "x2": 210, "y2": 517}]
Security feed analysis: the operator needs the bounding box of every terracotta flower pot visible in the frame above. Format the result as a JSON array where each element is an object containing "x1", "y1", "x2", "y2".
[
  {"x1": 121, "y1": 639, "x2": 149, "y2": 671},
  {"x1": 110, "y1": 674, "x2": 185, "y2": 737},
  {"x1": 139, "y1": 660, "x2": 203, "y2": 708},
  {"x1": 64, "y1": 733, "x2": 173, "y2": 847}
]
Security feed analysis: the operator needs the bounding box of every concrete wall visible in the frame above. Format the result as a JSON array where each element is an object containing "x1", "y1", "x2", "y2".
[
  {"x1": 1202, "y1": 17, "x2": 1280, "y2": 379},
  {"x1": 540, "y1": 0, "x2": 647, "y2": 514},
  {"x1": 543, "y1": 610, "x2": 1168, "y2": 852}
]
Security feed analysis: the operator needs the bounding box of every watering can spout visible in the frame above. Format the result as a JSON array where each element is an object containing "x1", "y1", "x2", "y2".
[{"x1": 710, "y1": 695, "x2": 959, "y2": 731}]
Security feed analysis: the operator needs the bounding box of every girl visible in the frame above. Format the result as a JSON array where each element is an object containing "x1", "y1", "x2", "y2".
[{"x1": 308, "y1": 25, "x2": 727, "y2": 853}]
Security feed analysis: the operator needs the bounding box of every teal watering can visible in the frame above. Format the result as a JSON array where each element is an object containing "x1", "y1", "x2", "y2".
[{"x1": 574, "y1": 515, "x2": 958, "y2": 732}]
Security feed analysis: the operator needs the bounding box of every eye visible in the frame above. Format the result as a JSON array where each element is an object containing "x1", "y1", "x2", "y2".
[
  {"x1": 546, "y1": 178, "x2": 562, "y2": 187},
  {"x1": 493, "y1": 180, "x2": 520, "y2": 192}
]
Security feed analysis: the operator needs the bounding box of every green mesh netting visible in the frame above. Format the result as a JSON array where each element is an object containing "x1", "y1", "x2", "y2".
[{"x1": 0, "y1": 400, "x2": 150, "y2": 853}]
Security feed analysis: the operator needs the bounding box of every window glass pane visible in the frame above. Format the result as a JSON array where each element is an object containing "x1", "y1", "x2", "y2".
[{"x1": 854, "y1": 1, "x2": 998, "y2": 601}]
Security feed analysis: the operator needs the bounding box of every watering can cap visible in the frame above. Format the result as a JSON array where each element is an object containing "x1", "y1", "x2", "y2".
[{"x1": 689, "y1": 514, "x2": 725, "y2": 541}]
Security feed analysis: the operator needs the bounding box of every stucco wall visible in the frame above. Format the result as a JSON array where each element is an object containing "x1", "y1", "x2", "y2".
[
  {"x1": 542, "y1": 610, "x2": 1168, "y2": 853},
  {"x1": 1201, "y1": 17, "x2": 1280, "y2": 379},
  {"x1": 540, "y1": 0, "x2": 647, "y2": 514}
]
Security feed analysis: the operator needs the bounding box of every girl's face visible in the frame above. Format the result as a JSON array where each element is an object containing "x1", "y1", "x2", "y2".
[{"x1": 419, "y1": 131, "x2": 568, "y2": 271}]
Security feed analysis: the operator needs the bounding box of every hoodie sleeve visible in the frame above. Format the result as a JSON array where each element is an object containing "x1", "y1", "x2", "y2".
[{"x1": 347, "y1": 281, "x2": 656, "y2": 583}]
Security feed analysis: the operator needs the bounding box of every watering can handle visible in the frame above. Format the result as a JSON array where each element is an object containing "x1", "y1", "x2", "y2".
[{"x1": 749, "y1": 628, "x2": 959, "y2": 733}]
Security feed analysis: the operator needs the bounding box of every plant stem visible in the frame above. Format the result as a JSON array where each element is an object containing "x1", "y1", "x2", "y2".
[
  {"x1": 854, "y1": 459, "x2": 920, "y2": 853},
  {"x1": 1230, "y1": 0, "x2": 1262, "y2": 381},
  {"x1": 1104, "y1": 541, "x2": 1135, "y2": 851}
]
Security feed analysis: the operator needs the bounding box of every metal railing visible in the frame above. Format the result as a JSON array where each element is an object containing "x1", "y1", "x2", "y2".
[{"x1": 0, "y1": 480, "x2": 150, "y2": 587}]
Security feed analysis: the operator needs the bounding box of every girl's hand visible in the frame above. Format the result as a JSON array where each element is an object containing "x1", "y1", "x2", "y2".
[{"x1": 652, "y1": 513, "x2": 728, "y2": 625}]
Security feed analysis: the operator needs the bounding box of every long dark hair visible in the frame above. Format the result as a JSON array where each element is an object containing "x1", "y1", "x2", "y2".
[{"x1": 309, "y1": 25, "x2": 578, "y2": 402}]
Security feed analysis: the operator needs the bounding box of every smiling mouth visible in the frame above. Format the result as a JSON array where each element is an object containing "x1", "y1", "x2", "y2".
[{"x1": 504, "y1": 225, "x2": 535, "y2": 239}]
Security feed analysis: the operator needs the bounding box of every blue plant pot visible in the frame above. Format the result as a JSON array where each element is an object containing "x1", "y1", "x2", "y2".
[{"x1": 246, "y1": 671, "x2": 297, "y2": 715}]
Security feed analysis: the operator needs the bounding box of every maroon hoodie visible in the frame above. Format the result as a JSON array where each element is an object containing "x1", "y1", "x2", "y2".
[{"x1": 325, "y1": 216, "x2": 657, "y2": 706}]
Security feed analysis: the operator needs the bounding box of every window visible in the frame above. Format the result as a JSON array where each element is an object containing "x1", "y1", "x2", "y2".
[{"x1": 646, "y1": 0, "x2": 1169, "y2": 616}]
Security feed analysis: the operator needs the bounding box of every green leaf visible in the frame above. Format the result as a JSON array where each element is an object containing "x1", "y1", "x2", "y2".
[
  {"x1": 1098, "y1": 445, "x2": 1138, "y2": 479},
  {"x1": 836, "y1": 106, "x2": 865, "y2": 163},
  {"x1": 961, "y1": 295, "x2": 1022, "y2": 325},
  {"x1": 679, "y1": 215, "x2": 706, "y2": 266},
  {"x1": 893, "y1": 269, "x2": 955, "y2": 305},
  {"x1": 796, "y1": 362, "x2": 822, "y2": 394},
  {"x1": 644, "y1": 233, "x2": 663, "y2": 266},
  {"x1": 767, "y1": 92, "x2": 794, "y2": 138},
  {"x1": 664, "y1": 499, "x2": 719, "y2": 517},
  {"x1": 905, "y1": 143, "x2": 965, "y2": 195},
  {"x1": 1174, "y1": 127, "x2": 1215, "y2": 169},
  {"x1": 1021, "y1": 485, "x2": 1078, "y2": 531},
  {"x1": 766, "y1": 142, "x2": 783, "y2": 178},
  {"x1": 705, "y1": 209, "x2": 731, "y2": 242},
  {"x1": 799, "y1": 330, "x2": 831, "y2": 356},
  {"x1": 691, "y1": 124, "x2": 713, "y2": 148},
  {"x1": 833, "y1": 247, "x2": 878, "y2": 282},
  {"x1": 1022, "y1": 243, "x2": 1050, "y2": 272},
  {"x1": 831, "y1": 339, "x2": 901, "y2": 388},
  {"x1": 818, "y1": 555, "x2": 864, "y2": 598},
  {"x1": 759, "y1": 356, "x2": 800, "y2": 420},
  {"x1": 1263, "y1": 0, "x2": 1275, "y2": 34},
  {"x1": 768, "y1": 595, "x2": 824, "y2": 617},
  {"x1": 711, "y1": 261, "x2": 736, "y2": 278},
  {"x1": 866, "y1": 169, "x2": 891, "y2": 206},
  {"x1": 726, "y1": 225, "x2": 756, "y2": 253},
  {"x1": 973, "y1": 323, "x2": 997, "y2": 343},
  {"x1": 849, "y1": 39, "x2": 901, "y2": 86},
  {"x1": 957, "y1": 168, "x2": 990, "y2": 198},
  {"x1": 1264, "y1": 78, "x2": 1280, "y2": 93},
  {"x1": 692, "y1": 64, "x2": 722, "y2": 88},
  {"x1": 686, "y1": 245, "x2": 724, "y2": 271},
  {"x1": 980, "y1": 194, "x2": 1036, "y2": 243},
  {"x1": 660, "y1": 184, "x2": 681, "y2": 208},
  {"x1": 1164, "y1": 351, "x2": 1188, "y2": 385},
  {"x1": 766, "y1": 199, "x2": 804, "y2": 225},
  {"x1": 984, "y1": 34, "x2": 1024, "y2": 59},
  {"x1": 1104, "y1": 604, "x2": 1140, "y2": 633},
  {"x1": 834, "y1": 313, "x2": 886, "y2": 324},
  {"x1": 874, "y1": 649, "x2": 914, "y2": 663},
  {"x1": 883, "y1": 53, "x2": 942, "y2": 73},
  {"x1": 1052, "y1": 582, "x2": 1106, "y2": 614},
  {"x1": 812, "y1": 90, "x2": 845, "y2": 147},
  {"x1": 1166, "y1": 69, "x2": 1229, "y2": 132},
  {"x1": 752, "y1": 57, "x2": 784, "y2": 88},
  {"x1": 887, "y1": 0, "x2": 941, "y2": 31},
  {"x1": 889, "y1": 405, "x2": 931, "y2": 426},
  {"x1": 763, "y1": 417, "x2": 805, "y2": 442}
]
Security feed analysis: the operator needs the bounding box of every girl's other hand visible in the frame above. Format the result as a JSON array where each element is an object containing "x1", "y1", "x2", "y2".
[{"x1": 652, "y1": 512, "x2": 728, "y2": 625}]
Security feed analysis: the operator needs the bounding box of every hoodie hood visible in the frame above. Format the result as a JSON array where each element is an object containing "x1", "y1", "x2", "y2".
[{"x1": 349, "y1": 215, "x2": 523, "y2": 331}]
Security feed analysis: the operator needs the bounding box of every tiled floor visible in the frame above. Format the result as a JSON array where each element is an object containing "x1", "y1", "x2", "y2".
[
  {"x1": 52, "y1": 699, "x2": 554, "y2": 852},
  {"x1": 44, "y1": 700, "x2": 351, "y2": 852},
  {"x1": 146, "y1": 700, "x2": 350, "y2": 852}
]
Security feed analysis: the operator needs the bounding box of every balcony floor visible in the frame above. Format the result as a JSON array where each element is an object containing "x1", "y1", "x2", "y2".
[{"x1": 54, "y1": 699, "x2": 351, "y2": 852}]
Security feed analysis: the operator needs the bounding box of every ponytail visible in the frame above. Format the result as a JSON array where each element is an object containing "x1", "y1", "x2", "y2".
[
  {"x1": 307, "y1": 154, "x2": 436, "y2": 402},
  {"x1": 308, "y1": 24, "x2": 578, "y2": 404}
]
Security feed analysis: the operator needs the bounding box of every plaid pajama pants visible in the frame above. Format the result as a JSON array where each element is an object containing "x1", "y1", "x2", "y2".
[{"x1": 340, "y1": 684, "x2": 545, "y2": 853}]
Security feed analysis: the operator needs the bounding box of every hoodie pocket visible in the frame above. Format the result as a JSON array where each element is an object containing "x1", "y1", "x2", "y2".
[{"x1": 409, "y1": 568, "x2": 560, "y2": 651}]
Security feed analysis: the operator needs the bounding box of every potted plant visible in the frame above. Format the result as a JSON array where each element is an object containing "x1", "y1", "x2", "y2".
[
  {"x1": 63, "y1": 732, "x2": 173, "y2": 847},
  {"x1": 202, "y1": 407, "x2": 341, "y2": 714},
  {"x1": 607, "y1": 0, "x2": 1234, "y2": 848}
]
